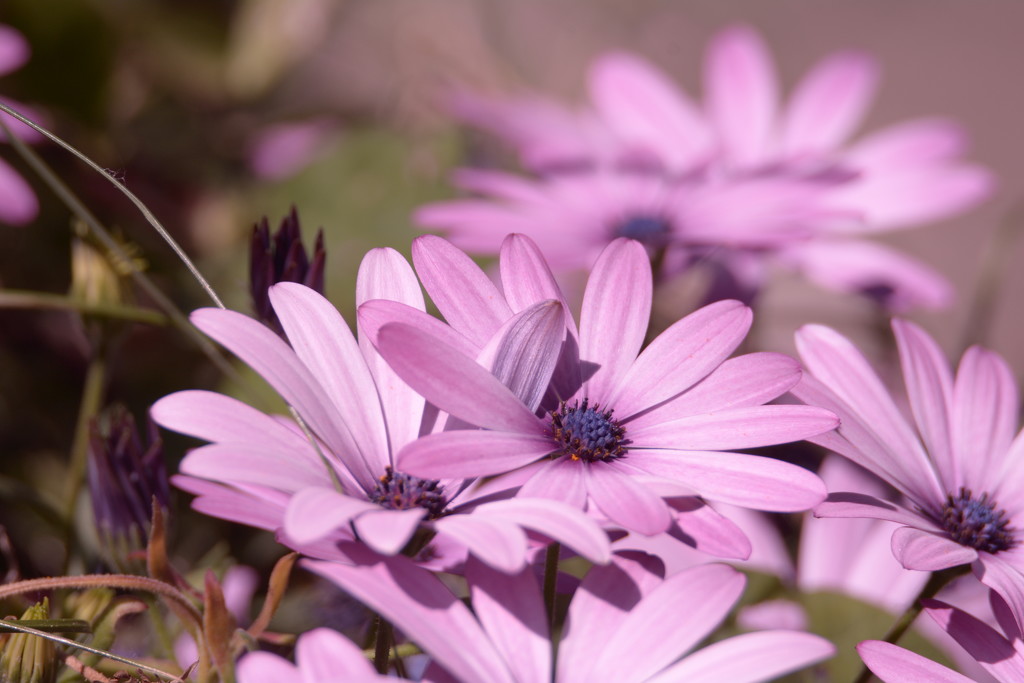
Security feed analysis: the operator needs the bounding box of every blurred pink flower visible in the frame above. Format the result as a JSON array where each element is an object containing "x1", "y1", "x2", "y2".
[
  {"x1": 237, "y1": 627, "x2": 395, "y2": 682},
  {"x1": 435, "y1": 25, "x2": 994, "y2": 310},
  {"x1": 375, "y1": 236, "x2": 835, "y2": 543},
  {"x1": 154, "y1": 249, "x2": 609, "y2": 574},
  {"x1": 0, "y1": 24, "x2": 40, "y2": 226},
  {"x1": 793, "y1": 319, "x2": 1024, "y2": 627},
  {"x1": 247, "y1": 118, "x2": 339, "y2": 180},
  {"x1": 306, "y1": 546, "x2": 835, "y2": 683}
]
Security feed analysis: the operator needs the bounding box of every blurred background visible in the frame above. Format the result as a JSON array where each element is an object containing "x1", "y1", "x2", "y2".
[{"x1": 0, "y1": 0, "x2": 1021, "y2": 617}]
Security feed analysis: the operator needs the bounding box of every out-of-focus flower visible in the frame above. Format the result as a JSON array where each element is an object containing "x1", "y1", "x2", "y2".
[
  {"x1": 247, "y1": 119, "x2": 339, "y2": 180},
  {"x1": 237, "y1": 627, "x2": 394, "y2": 683},
  {"x1": 793, "y1": 319, "x2": 1024, "y2": 627},
  {"x1": 87, "y1": 404, "x2": 170, "y2": 572},
  {"x1": 376, "y1": 236, "x2": 835, "y2": 545},
  {"x1": 433, "y1": 25, "x2": 993, "y2": 310},
  {"x1": 0, "y1": 600, "x2": 55, "y2": 683},
  {"x1": 155, "y1": 249, "x2": 610, "y2": 574},
  {"x1": 249, "y1": 206, "x2": 326, "y2": 336},
  {"x1": 859, "y1": 598, "x2": 1024, "y2": 683},
  {"x1": 0, "y1": 24, "x2": 40, "y2": 226},
  {"x1": 306, "y1": 547, "x2": 835, "y2": 683}
]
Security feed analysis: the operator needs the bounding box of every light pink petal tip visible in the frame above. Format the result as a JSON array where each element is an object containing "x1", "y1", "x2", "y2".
[
  {"x1": 653, "y1": 631, "x2": 836, "y2": 683},
  {"x1": 295, "y1": 628, "x2": 379, "y2": 679},
  {"x1": 857, "y1": 641, "x2": 974, "y2": 683},
  {"x1": 890, "y1": 526, "x2": 977, "y2": 571}
]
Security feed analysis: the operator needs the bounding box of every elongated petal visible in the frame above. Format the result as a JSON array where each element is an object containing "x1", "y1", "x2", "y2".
[
  {"x1": 781, "y1": 51, "x2": 878, "y2": 155},
  {"x1": 237, "y1": 652, "x2": 298, "y2": 682},
  {"x1": 891, "y1": 526, "x2": 977, "y2": 571},
  {"x1": 848, "y1": 117, "x2": 967, "y2": 169},
  {"x1": 283, "y1": 487, "x2": 377, "y2": 544},
  {"x1": 611, "y1": 300, "x2": 750, "y2": 416},
  {"x1": 579, "y1": 239, "x2": 651, "y2": 403},
  {"x1": 412, "y1": 235, "x2": 511, "y2": 346},
  {"x1": 359, "y1": 299, "x2": 478, "y2": 358},
  {"x1": 433, "y1": 514, "x2": 527, "y2": 573},
  {"x1": 152, "y1": 390, "x2": 308, "y2": 451},
  {"x1": 295, "y1": 629, "x2": 383, "y2": 681},
  {"x1": 191, "y1": 308, "x2": 371, "y2": 489},
  {"x1": 585, "y1": 463, "x2": 672, "y2": 535},
  {"x1": 473, "y1": 498, "x2": 611, "y2": 564},
  {"x1": 304, "y1": 552, "x2": 515, "y2": 683},
  {"x1": 893, "y1": 319, "x2": 956, "y2": 488},
  {"x1": 377, "y1": 322, "x2": 543, "y2": 434},
  {"x1": 671, "y1": 498, "x2": 753, "y2": 560},
  {"x1": 398, "y1": 429, "x2": 553, "y2": 479},
  {"x1": 588, "y1": 564, "x2": 746, "y2": 682},
  {"x1": 181, "y1": 443, "x2": 329, "y2": 491},
  {"x1": 975, "y1": 555, "x2": 1024, "y2": 634},
  {"x1": 588, "y1": 51, "x2": 711, "y2": 169},
  {"x1": 814, "y1": 492, "x2": 941, "y2": 528},
  {"x1": 174, "y1": 476, "x2": 288, "y2": 531},
  {"x1": 466, "y1": 560, "x2": 549, "y2": 683},
  {"x1": 652, "y1": 630, "x2": 836, "y2": 683},
  {"x1": 271, "y1": 282, "x2": 389, "y2": 478},
  {"x1": 954, "y1": 346, "x2": 1020, "y2": 493},
  {"x1": 924, "y1": 599, "x2": 1024, "y2": 682},
  {"x1": 499, "y1": 233, "x2": 573, "y2": 317},
  {"x1": 633, "y1": 449, "x2": 826, "y2": 512},
  {"x1": 517, "y1": 458, "x2": 589, "y2": 508},
  {"x1": 356, "y1": 248, "x2": 427, "y2": 454},
  {"x1": 353, "y1": 508, "x2": 427, "y2": 556},
  {"x1": 630, "y1": 405, "x2": 837, "y2": 451},
  {"x1": 857, "y1": 641, "x2": 974, "y2": 683},
  {"x1": 705, "y1": 26, "x2": 777, "y2": 165}
]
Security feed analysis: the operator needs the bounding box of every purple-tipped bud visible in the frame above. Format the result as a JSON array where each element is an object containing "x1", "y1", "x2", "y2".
[
  {"x1": 250, "y1": 206, "x2": 326, "y2": 336},
  {"x1": 86, "y1": 405, "x2": 170, "y2": 572}
]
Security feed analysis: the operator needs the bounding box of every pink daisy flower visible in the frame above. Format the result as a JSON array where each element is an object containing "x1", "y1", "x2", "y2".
[
  {"x1": 306, "y1": 546, "x2": 835, "y2": 683},
  {"x1": 0, "y1": 24, "x2": 41, "y2": 226},
  {"x1": 371, "y1": 236, "x2": 836, "y2": 544},
  {"x1": 859, "y1": 598, "x2": 1024, "y2": 683},
  {"x1": 792, "y1": 319, "x2": 1024, "y2": 626},
  {"x1": 153, "y1": 248, "x2": 610, "y2": 574},
  {"x1": 436, "y1": 26, "x2": 993, "y2": 310}
]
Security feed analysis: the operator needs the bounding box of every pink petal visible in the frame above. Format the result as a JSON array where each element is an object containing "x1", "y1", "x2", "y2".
[
  {"x1": 0, "y1": 157, "x2": 38, "y2": 225},
  {"x1": 669, "y1": 498, "x2": 752, "y2": 560},
  {"x1": 924, "y1": 600, "x2": 1024, "y2": 682},
  {"x1": 653, "y1": 631, "x2": 836, "y2": 683},
  {"x1": 847, "y1": 118, "x2": 968, "y2": 168},
  {"x1": 954, "y1": 346, "x2": 1020, "y2": 494},
  {"x1": 465, "y1": 559, "x2": 549, "y2": 683},
  {"x1": 472, "y1": 498, "x2": 611, "y2": 565},
  {"x1": 857, "y1": 641, "x2": 974, "y2": 683},
  {"x1": 891, "y1": 526, "x2": 978, "y2": 571},
  {"x1": 974, "y1": 555, "x2": 1024, "y2": 634},
  {"x1": 814, "y1": 492, "x2": 940, "y2": 528},
  {"x1": 579, "y1": 239, "x2": 652, "y2": 403},
  {"x1": 151, "y1": 390, "x2": 309, "y2": 451},
  {"x1": 283, "y1": 487, "x2": 377, "y2": 545},
  {"x1": 629, "y1": 405, "x2": 838, "y2": 451},
  {"x1": 398, "y1": 430, "x2": 553, "y2": 480},
  {"x1": 174, "y1": 475, "x2": 288, "y2": 531},
  {"x1": 704, "y1": 25, "x2": 778, "y2": 165},
  {"x1": 589, "y1": 563, "x2": 746, "y2": 682},
  {"x1": 248, "y1": 119, "x2": 337, "y2": 180},
  {"x1": 271, "y1": 283, "x2": 390, "y2": 477},
  {"x1": 411, "y1": 235, "x2": 512, "y2": 347},
  {"x1": 611, "y1": 300, "x2": 751, "y2": 417},
  {"x1": 181, "y1": 443, "x2": 330, "y2": 491},
  {"x1": 304, "y1": 552, "x2": 515, "y2": 683},
  {"x1": 358, "y1": 299, "x2": 478, "y2": 357},
  {"x1": 626, "y1": 353, "x2": 802, "y2": 429},
  {"x1": 452, "y1": 168, "x2": 548, "y2": 203},
  {"x1": 353, "y1": 508, "x2": 427, "y2": 556},
  {"x1": 432, "y1": 514, "x2": 527, "y2": 573},
  {"x1": 588, "y1": 51, "x2": 711, "y2": 169},
  {"x1": 633, "y1": 450, "x2": 826, "y2": 512},
  {"x1": 586, "y1": 463, "x2": 673, "y2": 535},
  {"x1": 236, "y1": 652, "x2": 298, "y2": 682},
  {"x1": 498, "y1": 233, "x2": 573, "y2": 316},
  {"x1": 0, "y1": 26, "x2": 29, "y2": 76},
  {"x1": 376, "y1": 322, "x2": 544, "y2": 434},
  {"x1": 892, "y1": 318, "x2": 956, "y2": 488},
  {"x1": 517, "y1": 458, "x2": 589, "y2": 509},
  {"x1": 781, "y1": 51, "x2": 878, "y2": 155},
  {"x1": 296, "y1": 628, "x2": 380, "y2": 681}
]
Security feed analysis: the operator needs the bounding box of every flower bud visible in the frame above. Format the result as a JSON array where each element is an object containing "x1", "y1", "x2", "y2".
[{"x1": 0, "y1": 600, "x2": 56, "y2": 683}]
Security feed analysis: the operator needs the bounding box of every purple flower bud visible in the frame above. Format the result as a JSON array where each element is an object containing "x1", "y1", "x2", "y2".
[
  {"x1": 86, "y1": 405, "x2": 169, "y2": 571},
  {"x1": 249, "y1": 206, "x2": 326, "y2": 336}
]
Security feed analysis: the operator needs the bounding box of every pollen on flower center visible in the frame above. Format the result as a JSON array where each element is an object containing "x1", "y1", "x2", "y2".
[
  {"x1": 941, "y1": 488, "x2": 1016, "y2": 554},
  {"x1": 370, "y1": 467, "x2": 448, "y2": 519},
  {"x1": 550, "y1": 398, "x2": 630, "y2": 463},
  {"x1": 614, "y1": 215, "x2": 672, "y2": 248}
]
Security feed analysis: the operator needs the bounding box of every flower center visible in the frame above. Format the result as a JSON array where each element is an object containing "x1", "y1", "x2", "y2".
[
  {"x1": 614, "y1": 215, "x2": 672, "y2": 249},
  {"x1": 941, "y1": 488, "x2": 1015, "y2": 554},
  {"x1": 550, "y1": 399, "x2": 629, "y2": 463},
  {"x1": 370, "y1": 467, "x2": 448, "y2": 519}
]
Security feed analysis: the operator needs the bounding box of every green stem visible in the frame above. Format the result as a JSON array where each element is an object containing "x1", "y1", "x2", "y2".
[
  {"x1": 372, "y1": 615, "x2": 392, "y2": 674},
  {"x1": 851, "y1": 565, "x2": 969, "y2": 683},
  {"x1": 543, "y1": 542, "x2": 561, "y2": 633}
]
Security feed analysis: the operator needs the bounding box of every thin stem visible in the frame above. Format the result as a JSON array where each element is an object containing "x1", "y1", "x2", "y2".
[
  {"x1": 543, "y1": 542, "x2": 561, "y2": 633},
  {"x1": 372, "y1": 614, "x2": 392, "y2": 674},
  {"x1": 851, "y1": 565, "x2": 969, "y2": 683},
  {"x1": 0, "y1": 289, "x2": 167, "y2": 325},
  {"x1": 0, "y1": 102, "x2": 224, "y2": 309}
]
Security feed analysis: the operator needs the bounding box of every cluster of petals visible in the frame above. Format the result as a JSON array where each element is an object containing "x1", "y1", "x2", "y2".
[
  {"x1": 152, "y1": 248, "x2": 611, "y2": 574},
  {"x1": 367, "y1": 234, "x2": 836, "y2": 553},
  {"x1": 859, "y1": 597, "x2": 1024, "y2": 683},
  {"x1": 792, "y1": 318, "x2": 1024, "y2": 626},
  {"x1": 0, "y1": 23, "x2": 41, "y2": 226},
  {"x1": 428, "y1": 24, "x2": 993, "y2": 309},
  {"x1": 305, "y1": 545, "x2": 835, "y2": 683}
]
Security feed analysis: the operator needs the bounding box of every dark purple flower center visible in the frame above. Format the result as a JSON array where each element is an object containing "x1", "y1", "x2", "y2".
[
  {"x1": 941, "y1": 488, "x2": 1015, "y2": 554},
  {"x1": 370, "y1": 467, "x2": 447, "y2": 519},
  {"x1": 550, "y1": 399, "x2": 629, "y2": 463},
  {"x1": 614, "y1": 215, "x2": 672, "y2": 248}
]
